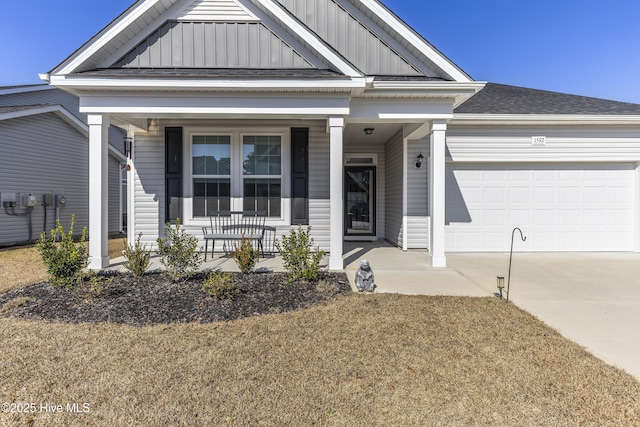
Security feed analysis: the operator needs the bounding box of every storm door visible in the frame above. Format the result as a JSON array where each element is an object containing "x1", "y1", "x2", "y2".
[{"x1": 344, "y1": 166, "x2": 376, "y2": 237}]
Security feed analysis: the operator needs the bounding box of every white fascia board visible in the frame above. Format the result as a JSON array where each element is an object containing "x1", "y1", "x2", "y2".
[
  {"x1": 80, "y1": 105, "x2": 350, "y2": 117},
  {"x1": 56, "y1": 0, "x2": 170, "y2": 75},
  {"x1": 255, "y1": 0, "x2": 363, "y2": 77},
  {"x1": 0, "y1": 84, "x2": 53, "y2": 96},
  {"x1": 452, "y1": 113, "x2": 640, "y2": 125},
  {"x1": 0, "y1": 104, "x2": 88, "y2": 137},
  {"x1": 371, "y1": 81, "x2": 485, "y2": 92},
  {"x1": 358, "y1": 0, "x2": 472, "y2": 82},
  {"x1": 349, "y1": 98, "x2": 453, "y2": 121},
  {"x1": 50, "y1": 75, "x2": 365, "y2": 91},
  {"x1": 79, "y1": 93, "x2": 351, "y2": 116}
]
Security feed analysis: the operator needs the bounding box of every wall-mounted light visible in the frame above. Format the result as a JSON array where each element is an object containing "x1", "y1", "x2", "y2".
[
  {"x1": 415, "y1": 152, "x2": 424, "y2": 169},
  {"x1": 123, "y1": 136, "x2": 132, "y2": 158},
  {"x1": 364, "y1": 128, "x2": 375, "y2": 135}
]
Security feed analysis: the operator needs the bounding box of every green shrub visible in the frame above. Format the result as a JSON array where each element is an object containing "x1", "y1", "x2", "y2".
[
  {"x1": 202, "y1": 272, "x2": 239, "y2": 300},
  {"x1": 123, "y1": 233, "x2": 151, "y2": 277},
  {"x1": 275, "y1": 225, "x2": 325, "y2": 283},
  {"x1": 76, "y1": 271, "x2": 111, "y2": 299},
  {"x1": 231, "y1": 235, "x2": 258, "y2": 274},
  {"x1": 156, "y1": 219, "x2": 202, "y2": 281},
  {"x1": 37, "y1": 215, "x2": 88, "y2": 288}
]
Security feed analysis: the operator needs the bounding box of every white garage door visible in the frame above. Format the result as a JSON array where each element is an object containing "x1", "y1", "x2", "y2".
[{"x1": 445, "y1": 163, "x2": 636, "y2": 251}]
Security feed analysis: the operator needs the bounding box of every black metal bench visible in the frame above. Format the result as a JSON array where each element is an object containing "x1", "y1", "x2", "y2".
[{"x1": 202, "y1": 211, "x2": 266, "y2": 260}]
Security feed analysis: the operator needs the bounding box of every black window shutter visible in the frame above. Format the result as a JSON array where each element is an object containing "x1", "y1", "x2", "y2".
[
  {"x1": 291, "y1": 128, "x2": 309, "y2": 225},
  {"x1": 165, "y1": 127, "x2": 183, "y2": 223}
]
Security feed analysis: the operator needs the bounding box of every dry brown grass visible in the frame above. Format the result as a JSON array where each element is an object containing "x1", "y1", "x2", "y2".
[
  {"x1": 0, "y1": 238, "x2": 127, "y2": 294},
  {"x1": 1, "y1": 295, "x2": 638, "y2": 426}
]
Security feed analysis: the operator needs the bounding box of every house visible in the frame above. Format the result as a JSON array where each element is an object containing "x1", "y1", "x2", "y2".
[
  {"x1": 0, "y1": 85, "x2": 127, "y2": 246},
  {"x1": 39, "y1": 0, "x2": 640, "y2": 270}
]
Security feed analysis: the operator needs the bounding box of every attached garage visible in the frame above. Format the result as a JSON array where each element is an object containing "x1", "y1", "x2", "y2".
[{"x1": 445, "y1": 162, "x2": 636, "y2": 252}]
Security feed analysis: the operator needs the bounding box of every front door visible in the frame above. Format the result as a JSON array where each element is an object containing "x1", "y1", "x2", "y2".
[{"x1": 345, "y1": 166, "x2": 376, "y2": 237}]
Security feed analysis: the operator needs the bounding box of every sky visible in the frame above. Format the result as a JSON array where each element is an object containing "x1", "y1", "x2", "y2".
[{"x1": 1, "y1": 0, "x2": 639, "y2": 104}]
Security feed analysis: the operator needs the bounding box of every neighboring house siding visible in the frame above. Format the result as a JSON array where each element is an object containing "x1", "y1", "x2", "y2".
[
  {"x1": 384, "y1": 130, "x2": 403, "y2": 247},
  {"x1": 0, "y1": 113, "x2": 88, "y2": 245},
  {"x1": 108, "y1": 155, "x2": 122, "y2": 234},
  {"x1": 0, "y1": 87, "x2": 84, "y2": 123},
  {"x1": 406, "y1": 138, "x2": 429, "y2": 249},
  {"x1": 275, "y1": 0, "x2": 422, "y2": 76},
  {"x1": 116, "y1": 22, "x2": 313, "y2": 69}
]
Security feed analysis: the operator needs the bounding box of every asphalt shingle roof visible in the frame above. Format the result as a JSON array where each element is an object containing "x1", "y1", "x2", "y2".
[{"x1": 455, "y1": 83, "x2": 640, "y2": 115}]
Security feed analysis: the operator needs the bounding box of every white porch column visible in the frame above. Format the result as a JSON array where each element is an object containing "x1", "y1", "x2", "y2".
[
  {"x1": 329, "y1": 117, "x2": 345, "y2": 270},
  {"x1": 429, "y1": 120, "x2": 447, "y2": 267},
  {"x1": 87, "y1": 114, "x2": 110, "y2": 270}
]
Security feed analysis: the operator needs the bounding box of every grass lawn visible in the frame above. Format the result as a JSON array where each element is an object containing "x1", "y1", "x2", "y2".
[
  {"x1": 1, "y1": 296, "x2": 639, "y2": 425},
  {"x1": 0, "y1": 237, "x2": 126, "y2": 294},
  {"x1": 1, "y1": 243, "x2": 639, "y2": 425}
]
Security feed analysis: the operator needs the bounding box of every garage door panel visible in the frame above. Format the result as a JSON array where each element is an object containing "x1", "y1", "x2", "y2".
[{"x1": 445, "y1": 163, "x2": 635, "y2": 251}]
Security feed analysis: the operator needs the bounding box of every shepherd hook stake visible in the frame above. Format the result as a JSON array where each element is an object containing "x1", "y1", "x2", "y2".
[{"x1": 506, "y1": 228, "x2": 527, "y2": 302}]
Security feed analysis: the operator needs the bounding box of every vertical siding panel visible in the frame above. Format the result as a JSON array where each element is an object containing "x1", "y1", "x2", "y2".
[
  {"x1": 274, "y1": 0, "x2": 421, "y2": 75},
  {"x1": 193, "y1": 23, "x2": 204, "y2": 67},
  {"x1": 171, "y1": 22, "x2": 182, "y2": 67}
]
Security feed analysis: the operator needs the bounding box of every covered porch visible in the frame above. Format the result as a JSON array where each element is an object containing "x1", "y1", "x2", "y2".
[{"x1": 83, "y1": 92, "x2": 475, "y2": 272}]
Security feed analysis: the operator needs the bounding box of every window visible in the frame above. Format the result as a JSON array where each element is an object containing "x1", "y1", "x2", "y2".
[
  {"x1": 243, "y1": 135, "x2": 281, "y2": 217},
  {"x1": 192, "y1": 135, "x2": 231, "y2": 216}
]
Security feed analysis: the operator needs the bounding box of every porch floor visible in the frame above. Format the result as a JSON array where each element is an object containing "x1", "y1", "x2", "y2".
[{"x1": 106, "y1": 240, "x2": 489, "y2": 296}]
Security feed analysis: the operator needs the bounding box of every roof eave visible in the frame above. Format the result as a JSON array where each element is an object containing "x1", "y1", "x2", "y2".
[
  {"x1": 451, "y1": 113, "x2": 640, "y2": 126},
  {"x1": 49, "y1": 74, "x2": 366, "y2": 92}
]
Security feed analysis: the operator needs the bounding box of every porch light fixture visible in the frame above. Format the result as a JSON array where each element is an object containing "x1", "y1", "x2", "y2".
[
  {"x1": 123, "y1": 136, "x2": 132, "y2": 159},
  {"x1": 415, "y1": 152, "x2": 424, "y2": 169},
  {"x1": 364, "y1": 128, "x2": 375, "y2": 135}
]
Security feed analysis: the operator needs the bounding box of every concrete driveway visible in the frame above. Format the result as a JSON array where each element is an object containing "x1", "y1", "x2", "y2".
[{"x1": 447, "y1": 252, "x2": 640, "y2": 381}]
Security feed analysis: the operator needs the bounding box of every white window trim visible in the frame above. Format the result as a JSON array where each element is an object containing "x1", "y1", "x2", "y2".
[{"x1": 183, "y1": 127, "x2": 291, "y2": 227}]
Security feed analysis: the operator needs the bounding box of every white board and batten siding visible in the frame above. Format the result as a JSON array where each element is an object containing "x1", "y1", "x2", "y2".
[
  {"x1": 0, "y1": 113, "x2": 89, "y2": 246},
  {"x1": 444, "y1": 125, "x2": 640, "y2": 252}
]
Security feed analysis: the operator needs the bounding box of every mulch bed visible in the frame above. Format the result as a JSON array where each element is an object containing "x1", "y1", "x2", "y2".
[{"x1": 0, "y1": 271, "x2": 352, "y2": 326}]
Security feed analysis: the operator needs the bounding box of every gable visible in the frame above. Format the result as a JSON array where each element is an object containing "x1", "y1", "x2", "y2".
[
  {"x1": 46, "y1": 0, "x2": 471, "y2": 84},
  {"x1": 275, "y1": 0, "x2": 422, "y2": 77},
  {"x1": 115, "y1": 21, "x2": 314, "y2": 69}
]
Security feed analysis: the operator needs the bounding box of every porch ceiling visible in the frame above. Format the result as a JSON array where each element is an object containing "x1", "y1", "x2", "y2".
[{"x1": 344, "y1": 122, "x2": 404, "y2": 145}]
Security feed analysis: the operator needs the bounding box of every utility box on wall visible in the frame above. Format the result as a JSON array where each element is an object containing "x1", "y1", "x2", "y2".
[
  {"x1": 1, "y1": 192, "x2": 18, "y2": 208},
  {"x1": 22, "y1": 193, "x2": 37, "y2": 207}
]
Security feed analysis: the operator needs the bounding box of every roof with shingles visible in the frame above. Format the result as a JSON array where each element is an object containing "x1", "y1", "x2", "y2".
[
  {"x1": 0, "y1": 104, "x2": 51, "y2": 115},
  {"x1": 455, "y1": 83, "x2": 640, "y2": 115}
]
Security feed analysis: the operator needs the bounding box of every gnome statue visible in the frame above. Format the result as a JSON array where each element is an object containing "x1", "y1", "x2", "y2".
[{"x1": 355, "y1": 259, "x2": 376, "y2": 292}]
